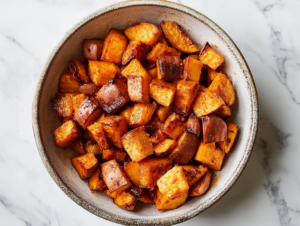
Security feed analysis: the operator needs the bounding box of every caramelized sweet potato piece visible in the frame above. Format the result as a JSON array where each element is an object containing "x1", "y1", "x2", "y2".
[
  {"x1": 144, "y1": 116, "x2": 163, "y2": 135},
  {"x1": 138, "y1": 189, "x2": 154, "y2": 204},
  {"x1": 95, "y1": 79, "x2": 129, "y2": 114},
  {"x1": 189, "y1": 169, "x2": 212, "y2": 196},
  {"x1": 74, "y1": 97, "x2": 102, "y2": 130},
  {"x1": 58, "y1": 70, "x2": 80, "y2": 93},
  {"x1": 87, "y1": 122, "x2": 110, "y2": 150},
  {"x1": 202, "y1": 115, "x2": 227, "y2": 143},
  {"x1": 145, "y1": 42, "x2": 181, "y2": 64},
  {"x1": 124, "y1": 22, "x2": 162, "y2": 46},
  {"x1": 121, "y1": 59, "x2": 151, "y2": 79},
  {"x1": 122, "y1": 41, "x2": 151, "y2": 65},
  {"x1": 84, "y1": 140, "x2": 102, "y2": 155},
  {"x1": 168, "y1": 131, "x2": 199, "y2": 164},
  {"x1": 155, "y1": 105, "x2": 172, "y2": 123},
  {"x1": 101, "y1": 29, "x2": 127, "y2": 65},
  {"x1": 150, "y1": 78, "x2": 177, "y2": 107},
  {"x1": 122, "y1": 126, "x2": 154, "y2": 162},
  {"x1": 182, "y1": 165, "x2": 208, "y2": 187},
  {"x1": 127, "y1": 74, "x2": 151, "y2": 103},
  {"x1": 89, "y1": 167, "x2": 106, "y2": 191},
  {"x1": 129, "y1": 102, "x2": 157, "y2": 127},
  {"x1": 218, "y1": 122, "x2": 238, "y2": 154},
  {"x1": 183, "y1": 57, "x2": 203, "y2": 82},
  {"x1": 88, "y1": 61, "x2": 120, "y2": 86},
  {"x1": 124, "y1": 161, "x2": 141, "y2": 186},
  {"x1": 186, "y1": 114, "x2": 201, "y2": 136},
  {"x1": 83, "y1": 39, "x2": 104, "y2": 61},
  {"x1": 101, "y1": 160, "x2": 132, "y2": 193},
  {"x1": 208, "y1": 73, "x2": 235, "y2": 106},
  {"x1": 207, "y1": 67, "x2": 220, "y2": 85},
  {"x1": 155, "y1": 188, "x2": 188, "y2": 211},
  {"x1": 199, "y1": 42, "x2": 224, "y2": 70},
  {"x1": 71, "y1": 153, "x2": 98, "y2": 179},
  {"x1": 161, "y1": 21, "x2": 199, "y2": 54},
  {"x1": 163, "y1": 113, "x2": 186, "y2": 139},
  {"x1": 192, "y1": 88, "x2": 225, "y2": 117},
  {"x1": 53, "y1": 120, "x2": 81, "y2": 148},
  {"x1": 78, "y1": 83, "x2": 96, "y2": 95},
  {"x1": 100, "y1": 115, "x2": 128, "y2": 149},
  {"x1": 139, "y1": 157, "x2": 172, "y2": 188},
  {"x1": 104, "y1": 189, "x2": 120, "y2": 199},
  {"x1": 154, "y1": 139, "x2": 177, "y2": 158},
  {"x1": 194, "y1": 141, "x2": 225, "y2": 170},
  {"x1": 119, "y1": 106, "x2": 133, "y2": 123},
  {"x1": 158, "y1": 33, "x2": 170, "y2": 46},
  {"x1": 114, "y1": 191, "x2": 137, "y2": 210},
  {"x1": 174, "y1": 80, "x2": 200, "y2": 116},
  {"x1": 213, "y1": 106, "x2": 232, "y2": 118},
  {"x1": 102, "y1": 147, "x2": 127, "y2": 162},
  {"x1": 151, "y1": 129, "x2": 168, "y2": 145},
  {"x1": 157, "y1": 56, "x2": 183, "y2": 80},
  {"x1": 69, "y1": 59, "x2": 90, "y2": 84},
  {"x1": 51, "y1": 93, "x2": 77, "y2": 118},
  {"x1": 148, "y1": 67, "x2": 158, "y2": 78}
]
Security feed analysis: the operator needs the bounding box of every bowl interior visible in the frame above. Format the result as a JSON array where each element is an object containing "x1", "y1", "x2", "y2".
[{"x1": 34, "y1": 2, "x2": 257, "y2": 225}]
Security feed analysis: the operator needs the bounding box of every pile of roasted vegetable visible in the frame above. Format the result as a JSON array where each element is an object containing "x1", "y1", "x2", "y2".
[{"x1": 51, "y1": 21, "x2": 238, "y2": 211}]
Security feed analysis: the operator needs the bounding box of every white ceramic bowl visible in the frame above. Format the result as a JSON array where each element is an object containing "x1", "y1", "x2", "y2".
[{"x1": 32, "y1": 0, "x2": 258, "y2": 225}]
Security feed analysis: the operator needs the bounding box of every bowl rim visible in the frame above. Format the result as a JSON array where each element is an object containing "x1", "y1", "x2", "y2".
[{"x1": 32, "y1": 0, "x2": 259, "y2": 225}]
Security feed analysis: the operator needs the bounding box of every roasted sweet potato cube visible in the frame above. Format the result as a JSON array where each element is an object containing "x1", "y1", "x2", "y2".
[
  {"x1": 121, "y1": 59, "x2": 151, "y2": 79},
  {"x1": 104, "y1": 189, "x2": 120, "y2": 199},
  {"x1": 52, "y1": 93, "x2": 77, "y2": 118},
  {"x1": 182, "y1": 165, "x2": 208, "y2": 187},
  {"x1": 148, "y1": 67, "x2": 158, "y2": 78},
  {"x1": 161, "y1": 21, "x2": 199, "y2": 54},
  {"x1": 87, "y1": 121, "x2": 110, "y2": 150},
  {"x1": 174, "y1": 80, "x2": 200, "y2": 116},
  {"x1": 89, "y1": 167, "x2": 106, "y2": 191},
  {"x1": 183, "y1": 57, "x2": 203, "y2": 82},
  {"x1": 186, "y1": 114, "x2": 201, "y2": 136},
  {"x1": 163, "y1": 113, "x2": 186, "y2": 139},
  {"x1": 213, "y1": 106, "x2": 232, "y2": 118},
  {"x1": 144, "y1": 116, "x2": 163, "y2": 135},
  {"x1": 156, "y1": 105, "x2": 172, "y2": 123},
  {"x1": 100, "y1": 115, "x2": 128, "y2": 149},
  {"x1": 83, "y1": 39, "x2": 103, "y2": 62},
  {"x1": 154, "y1": 139, "x2": 177, "y2": 158},
  {"x1": 127, "y1": 75, "x2": 151, "y2": 103},
  {"x1": 189, "y1": 169, "x2": 212, "y2": 196},
  {"x1": 101, "y1": 29, "x2": 127, "y2": 65},
  {"x1": 72, "y1": 94, "x2": 88, "y2": 114},
  {"x1": 122, "y1": 126, "x2": 154, "y2": 162},
  {"x1": 122, "y1": 41, "x2": 151, "y2": 65},
  {"x1": 69, "y1": 59, "x2": 90, "y2": 84},
  {"x1": 74, "y1": 97, "x2": 102, "y2": 130},
  {"x1": 218, "y1": 122, "x2": 239, "y2": 154},
  {"x1": 53, "y1": 120, "x2": 81, "y2": 148},
  {"x1": 124, "y1": 161, "x2": 141, "y2": 186},
  {"x1": 150, "y1": 78, "x2": 177, "y2": 107},
  {"x1": 96, "y1": 112, "x2": 109, "y2": 123},
  {"x1": 58, "y1": 70, "x2": 80, "y2": 93},
  {"x1": 138, "y1": 189, "x2": 154, "y2": 204},
  {"x1": 101, "y1": 160, "x2": 132, "y2": 193},
  {"x1": 207, "y1": 67, "x2": 220, "y2": 85},
  {"x1": 168, "y1": 131, "x2": 199, "y2": 164},
  {"x1": 71, "y1": 153, "x2": 98, "y2": 179},
  {"x1": 151, "y1": 129, "x2": 168, "y2": 145},
  {"x1": 157, "y1": 166, "x2": 189, "y2": 199},
  {"x1": 145, "y1": 42, "x2": 181, "y2": 64},
  {"x1": 95, "y1": 79, "x2": 129, "y2": 114},
  {"x1": 158, "y1": 33, "x2": 170, "y2": 45},
  {"x1": 157, "y1": 56, "x2": 183, "y2": 80},
  {"x1": 155, "y1": 188, "x2": 188, "y2": 211},
  {"x1": 194, "y1": 141, "x2": 225, "y2": 170},
  {"x1": 129, "y1": 102, "x2": 157, "y2": 127},
  {"x1": 202, "y1": 115, "x2": 227, "y2": 143},
  {"x1": 78, "y1": 83, "x2": 96, "y2": 95},
  {"x1": 88, "y1": 61, "x2": 120, "y2": 86},
  {"x1": 119, "y1": 106, "x2": 133, "y2": 123},
  {"x1": 124, "y1": 22, "x2": 162, "y2": 46},
  {"x1": 114, "y1": 191, "x2": 137, "y2": 210},
  {"x1": 139, "y1": 157, "x2": 172, "y2": 188},
  {"x1": 84, "y1": 139, "x2": 102, "y2": 155},
  {"x1": 192, "y1": 88, "x2": 225, "y2": 117},
  {"x1": 208, "y1": 73, "x2": 235, "y2": 106},
  {"x1": 102, "y1": 147, "x2": 127, "y2": 162},
  {"x1": 70, "y1": 139, "x2": 86, "y2": 155},
  {"x1": 199, "y1": 42, "x2": 224, "y2": 70}
]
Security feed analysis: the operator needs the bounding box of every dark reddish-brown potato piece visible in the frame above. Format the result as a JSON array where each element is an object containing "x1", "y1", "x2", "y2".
[
  {"x1": 69, "y1": 59, "x2": 90, "y2": 84},
  {"x1": 78, "y1": 83, "x2": 97, "y2": 95},
  {"x1": 157, "y1": 56, "x2": 183, "y2": 80},
  {"x1": 83, "y1": 39, "x2": 104, "y2": 61},
  {"x1": 202, "y1": 115, "x2": 227, "y2": 143},
  {"x1": 189, "y1": 170, "x2": 212, "y2": 196},
  {"x1": 186, "y1": 113, "x2": 202, "y2": 136}
]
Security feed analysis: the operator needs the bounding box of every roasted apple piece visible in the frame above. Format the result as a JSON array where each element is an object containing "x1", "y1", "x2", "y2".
[
  {"x1": 69, "y1": 59, "x2": 90, "y2": 84},
  {"x1": 121, "y1": 59, "x2": 151, "y2": 79},
  {"x1": 199, "y1": 42, "x2": 224, "y2": 70},
  {"x1": 202, "y1": 115, "x2": 227, "y2": 143},
  {"x1": 218, "y1": 122, "x2": 239, "y2": 154},
  {"x1": 122, "y1": 126, "x2": 154, "y2": 162},
  {"x1": 101, "y1": 29, "x2": 127, "y2": 65},
  {"x1": 71, "y1": 153, "x2": 98, "y2": 179},
  {"x1": 168, "y1": 131, "x2": 199, "y2": 164},
  {"x1": 183, "y1": 56, "x2": 203, "y2": 82},
  {"x1": 127, "y1": 74, "x2": 151, "y2": 103},
  {"x1": 161, "y1": 21, "x2": 199, "y2": 54},
  {"x1": 51, "y1": 93, "x2": 77, "y2": 118},
  {"x1": 189, "y1": 169, "x2": 212, "y2": 196},
  {"x1": 95, "y1": 79, "x2": 129, "y2": 114},
  {"x1": 124, "y1": 161, "x2": 141, "y2": 186},
  {"x1": 174, "y1": 80, "x2": 200, "y2": 116},
  {"x1": 88, "y1": 61, "x2": 120, "y2": 86},
  {"x1": 87, "y1": 122, "x2": 111, "y2": 150},
  {"x1": 151, "y1": 129, "x2": 168, "y2": 145},
  {"x1": 194, "y1": 141, "x2": 225, "y2": 171},
  {"x1": 154, "y1": 139, "x2": 177, "y2": 158},
  {"x1": 114, "y1": 191, "x2": 137, "y2": 210},
  {"x1": 163, "y1": 113, "x2": 186, "y2": 139},
  {"x1": 139, "y1": 157, "x2": 172, "y2": 188},
  {"x1": 182, "y1": 165, "x2": 208, "y2": 187},
  {"x1": 102, "y1": 147, "x2": 127, "y2": 163},
  {"x1": 150, "y1": 78, "x2": 177, "y2": 107},
  {"x1": 129, "y1": 102, "x2": 157, "y2": 127},
  {"x1": 157, "y1": 56, "x2": 183, "y2": 80},
  {"x1": 145, "y1": 42, "x2": 181, "y2": 64},
  {"x1": 122, "y1": 41, "x2": 151, "y2": 65},
  {"x1": 89, "y1": 167, "x2": 106, "y2": 191},
  {"x1": 58, "y1": 70, "x2": 80, "y2": 93},
  {"x1": 124, "y1": 22, "x2": 162, "y2": 46},
  {"x1": 53, "y1": 120, "x2": 81, "y2": 148},
  {"x1": 186, "y1": 113, "x2": 201, "y2": 136},
  {"x1": 83, "y1": 39, "x2": 104, "y2": 61}
]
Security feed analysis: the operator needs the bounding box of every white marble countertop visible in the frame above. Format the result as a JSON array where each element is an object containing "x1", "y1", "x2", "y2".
[{"x1": 1, "y1": 0, "x2": 300, "y2": 225}]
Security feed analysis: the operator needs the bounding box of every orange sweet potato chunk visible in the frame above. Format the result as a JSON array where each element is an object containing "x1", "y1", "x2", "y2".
[
  {"x1": 182, "y1": 165, "x2": 208, "y2": 187},
  {"x1": 145, "y1": 42, "x2": 181, "y2": 64},
  {"x1": 129, "y1": 102, "x2": 157, "y2": 127},
  {"x1": 58, "y1": 70, "x2": 80, "y2": 93},
  {"x1": 69, "y1": 59, "x2": 90, "y2": 84},
  {"x1": 87, "y1": 122, "x2": 111, "y2": 150},
  {"x1": 150, "y1": 78, "x2": 177, "y2": 107},
  {"x1": 71, "y1": 153, "x2": 98, "y2": 179},
  {"x1": 119, "y1": 106, "x2": 133, "y2": 123},
  {"x1": 163, "y1": 113, "x2": 186, "y2": 139},
  {"x1": 151, "y1": 129, "x2": 168, "y2": 145},
  {"x1": 53, "y1": 120, "x2": 81, "y2": 148},
  {"x1": 124, "y1": 161, "x2": 141, "y2": 186},
  {"x1": 218, "y1": 122, "x2": 239, "y2": 154},
  {"x1": 186, "y1": 114, "x2": 201, "y2": 136},
  {"x1": 122, "y1": 41, "x2": 151, "y2": 65},
  {"x1": 189, "y1": 169, "x2": 212, "y2": 196},
  {"x1": 72, "y1": 94, "x2": 87, "y2": 114},
  {"x1": 213, "y1": 106, "x2": 232, "y2": 118},
  {"x1": 138, "y1": 189, "x2": 154, "y2": 204},
  {"x1": 121, "y1": 59, "x2": 151, "y2": 79},
  {"x1": 199, "y1": 42, "x2": 224, "y2": 70},
  {"x1": 89, "y1": 167, "x2": 106, "y2": 191},
  {"x1": 114, "y1": 191, "x2": 137, "y2": 210},
  {"x1": 156, "y1": 105, "x2": 172, "y2": 122},
  {"x1": 83, "y1": 39, "x2": 104, "y2": 61},
  {"x1": 88, "y1": 61, "x2": 120, "y2": 86},
  {"x1": 51, "y1": 93, "x2": 78, "y2": 118},
  {"x1": 102, "y1": 147, "x2": 127, "y2": 163},
  {"x1": 183, "y1": 57, "x2": 203, "y2": 83},
  {"x1": 154, "y1": 139, "x2": 177, "y2": 158},
  {"x1": 127, "y1": 74, "x2": 151, "y2": 103}
]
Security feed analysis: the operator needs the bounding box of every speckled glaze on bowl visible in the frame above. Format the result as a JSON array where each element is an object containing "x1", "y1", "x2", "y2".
[{"x1": 32, "y1": 0, "x2": 258, "y2": 225}]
